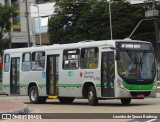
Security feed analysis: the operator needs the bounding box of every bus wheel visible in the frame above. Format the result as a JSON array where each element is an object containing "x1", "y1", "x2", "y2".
[
  {"x1": 40, "y1": 97, "x2": 47, "y2": 103},
  {"x1": 88, "y1": 86, "x2": 98, "y2": 106},
  {"x1": 29, "y1": 86, "x2": 47, "y2": 104},
  {"x1": 121, "y1": 98, "x2": 131, "y2": 105},
  {"x1": 58, "y1": 97, "x2": 75, "y2": 104}
]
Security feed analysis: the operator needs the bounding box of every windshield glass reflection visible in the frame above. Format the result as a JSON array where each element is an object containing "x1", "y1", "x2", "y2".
[{"x1": 117, "y1": 51, "x2": 156, "y2": 80}]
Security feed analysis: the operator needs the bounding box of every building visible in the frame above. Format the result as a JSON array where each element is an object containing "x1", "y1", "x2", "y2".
[
  {"x1": 0, "y1": 0, "x2": 54, "y2": 48},
  {"x1": 31, "y1": 2, "x2": 55, "y2": 45},
  {"x1": 0, "y1": 0, "x2": 35, "y2": 48}
]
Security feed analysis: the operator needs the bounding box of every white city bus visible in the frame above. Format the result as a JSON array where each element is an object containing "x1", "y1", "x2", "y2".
[{"x1": 2, "y1": 39, "x2": 157, "y2": 105}]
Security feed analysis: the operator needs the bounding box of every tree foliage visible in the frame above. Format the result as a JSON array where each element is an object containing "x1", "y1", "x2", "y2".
[
  {"x1": 0, "y1": 4, "x2": 15, "y2": 54},
  {"x1": 48, "y1": 0, "x2": 157, "y2": 45}
]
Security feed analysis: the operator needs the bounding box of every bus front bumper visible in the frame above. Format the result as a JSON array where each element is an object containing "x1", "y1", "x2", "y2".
[{"x1": 115, "y1": 87, "x2": 156, "y2": 98}]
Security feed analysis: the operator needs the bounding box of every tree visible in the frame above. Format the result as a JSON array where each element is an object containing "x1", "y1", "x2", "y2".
[
  {"x1": 49, "y1": 0, "x2": 96, "y2": 43},
  {"x1": 48, "y1": 0, "x2": 157, "y2": 45},
  {"x1": 0, "y1": 4, "x2": 15, "y2": 55}
]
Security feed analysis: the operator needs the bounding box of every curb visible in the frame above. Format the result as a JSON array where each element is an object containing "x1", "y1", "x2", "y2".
[{"x1": 0, "y1": 96, "x2": 28, "y2": 101}]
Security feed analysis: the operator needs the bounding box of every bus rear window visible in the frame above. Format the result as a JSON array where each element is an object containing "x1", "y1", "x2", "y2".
[
  {"x1": 22, "y1": 53, "x2": 31, "y2": 71},
  {"x1": 4, "y1": 54, "x2": 10, "y2": 72}
]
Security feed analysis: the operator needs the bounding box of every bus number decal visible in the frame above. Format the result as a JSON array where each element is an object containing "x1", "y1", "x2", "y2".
[
  {"x1": 80, "y1": 72, "x2": 83, "y2": 77},
  {"x1": 94, "y1": 77, "x2": 100, "y2": 81}
]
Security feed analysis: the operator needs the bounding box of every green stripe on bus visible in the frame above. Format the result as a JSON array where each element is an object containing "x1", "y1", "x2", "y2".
[
  {"x1": 3, "y1": 83, "x2": 101, "y2": 88},
  {"x1": 96, "y1": 84, "x2": 101, "y2": 87},
  {"x1": 3, "y1": 84, "x2": 10, "y2": 87},
  {"x1": 58, "y1": 84, "x2": 82, "y2": 87},
  {"x1": 20, "y1": 84, "x2": 46, "y2": 87},
  {"x1": 122, "y1": 81, "x2": 154, "y2": 90},
  {"x1": 38, "y1": 84, "x2": 46, "y2": 87},
  {"x1": 58, "y1": 84, "x2": 101, "y2": 87},
  {"x1": 3, "y1": 84, "x2": 46, "y2": 87},
  {"x1": 20, "y1": 84, "x2": 28, "y2": 87}
]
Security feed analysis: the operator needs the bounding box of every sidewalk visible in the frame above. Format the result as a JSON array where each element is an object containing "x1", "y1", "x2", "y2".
[
  {"x1": 0, "y1": 94, "x2": 28, "y2": 113},
  {"x1": 0, "y1": 101, "x2": 28, "y2": 113}
]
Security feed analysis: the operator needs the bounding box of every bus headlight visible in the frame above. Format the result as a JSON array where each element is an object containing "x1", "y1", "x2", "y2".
[
  {"x1": 152, "y1": 83, "x2": 157, "y2": 90},
  {"x1": 120, "y1": 84, "x2": 126, "y2": 89},
  {"x1": 118, "y1": 80, "x2": 126, "y2": 89}
]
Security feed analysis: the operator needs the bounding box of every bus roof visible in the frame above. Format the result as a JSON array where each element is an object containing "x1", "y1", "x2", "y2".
[{"x1": 4, "y1": 39, "x2": 151, "y2": 54}]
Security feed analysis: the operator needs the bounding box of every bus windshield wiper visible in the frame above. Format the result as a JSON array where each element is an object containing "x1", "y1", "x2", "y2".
[
  {"x1": 139, "y1": 50, "x2": 147, "y2": 71},
  {"x1": 126, "y1": 50, "x2": 141, "y2": 75},
  {"x1": 126, "y1": 50, "x2": 136, "y2": 64}
]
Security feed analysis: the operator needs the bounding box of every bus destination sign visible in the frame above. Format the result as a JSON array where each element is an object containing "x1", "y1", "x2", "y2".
[
  {"x1": 121, "y1": 44, "x2": 140, "y2": 49},
  {"x1": 117, "y1": 42, "x2": 152, "y2": 50}
]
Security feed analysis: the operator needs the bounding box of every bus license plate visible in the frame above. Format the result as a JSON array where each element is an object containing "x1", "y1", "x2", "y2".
[{"x1": 137, "y1": 94, "x2": 144, "y2": 98}]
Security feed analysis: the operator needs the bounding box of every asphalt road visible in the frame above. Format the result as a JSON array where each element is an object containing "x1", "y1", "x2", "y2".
[{"x1": 1, "y1": 92, "x2": 160, "y2": 122}]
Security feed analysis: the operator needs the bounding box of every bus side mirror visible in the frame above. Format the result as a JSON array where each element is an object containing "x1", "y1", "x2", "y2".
[
  {"x1": 115, "y1": 52, "x2": 120, "y2": 60},
  {"x1": 109, "y1": 47, "x2": 119, "y2": 60}
]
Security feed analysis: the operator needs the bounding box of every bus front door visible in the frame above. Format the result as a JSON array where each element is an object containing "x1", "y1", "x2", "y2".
[
  {"x1": 10, "y1": 57, "x2": 20, "y2": 94},
  {"x1": 46, "y1": 55, "x2": 59, "y2": 95},
  {"x1": 101, "y1": 51, "x2": 115, "y2": 97}
]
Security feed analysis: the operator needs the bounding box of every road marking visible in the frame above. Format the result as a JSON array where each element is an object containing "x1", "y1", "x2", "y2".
[{"x1": 146, "y1": 119, "x2": 157, "y2": 122}]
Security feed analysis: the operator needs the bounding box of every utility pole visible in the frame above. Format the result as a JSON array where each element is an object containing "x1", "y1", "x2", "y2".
[
  {"x1": 145, "y1": 0, "x2": 160, "y2": 80},
  {"x1": 25, "y1": 0, "x2": 31, "y2": 47},
  {"x1": 33, "y1": 5, "x2": 42, "y2": 45},
  {"x1": 153, "y1": 0, "x2": 160, "y2": 44},
  {"x1": 145, "y1": 0, "x2": 160, "y2": 43},
  {"x1": 107, "y1": 0, "x2": 113, "y2": 40}
]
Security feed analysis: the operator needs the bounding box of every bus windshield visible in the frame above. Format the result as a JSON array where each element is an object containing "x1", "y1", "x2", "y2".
[{"x1": 117, "y1": 42, "x2": 156, "y2": 81}]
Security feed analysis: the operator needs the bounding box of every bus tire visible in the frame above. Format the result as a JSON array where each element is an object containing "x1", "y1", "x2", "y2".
[
  {"x1": 58, "y1": 97, "x2": 75, "y2": 104},
  {"x1": 29, "y1": 86, "x2": 47, "y2": 104},
  {"x1": 121, "y1": 98, "x2": 131, "y2": 105},
  {"x1": 40, "y1": 97, "x2": 47, "y2": 103},
  {"x1": 88, "y1": 86, "x2": 98, "y2": 106}
]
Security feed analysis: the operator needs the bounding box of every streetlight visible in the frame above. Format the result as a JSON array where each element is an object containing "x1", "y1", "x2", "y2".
[
  {"x1": 107, "y1": 0, "x2": 113, "y2": 40},
  {"x1": 33, "y1": 4, "x2": 42, "y2": 45}
]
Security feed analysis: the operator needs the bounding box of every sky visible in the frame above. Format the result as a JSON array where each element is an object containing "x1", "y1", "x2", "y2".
[
  {"x1": 129, "y1": 0, "x2": 145, "y2": 4},
  {"x1": 129, "y1": 0, "x2": 160, "y2": 4},
  {"x1": 31, "y1": 2, "x2": 55, "y2": 27},
  {"x1": 30, "y1": 2, "x2": 55, "y2": 18}
]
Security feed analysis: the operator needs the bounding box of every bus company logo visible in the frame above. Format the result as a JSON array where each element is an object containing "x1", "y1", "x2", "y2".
[
  {"x1": 80, "y1": 72, "x2": 83, "y2": 78},
  {"x1": 68, "y1": 71, "x2": 73, "y2": 77}
]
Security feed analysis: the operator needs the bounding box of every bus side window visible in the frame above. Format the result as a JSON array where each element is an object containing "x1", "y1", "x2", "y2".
[
  {"x1": 32, "y1": 52, "x2": 45, "y2": 71},
  {"x1": 81, "y1": 48, "x2": 99, "y2": 69},
  {"x1": 63, "y1": 49, "x2": 79, "y2": 70},
  {"x1": 4, "y1": 54, "x2": 10, "y2": 72},
  {"x1": 22, "y1": 53, "x2": 31, "y2": 71}
]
